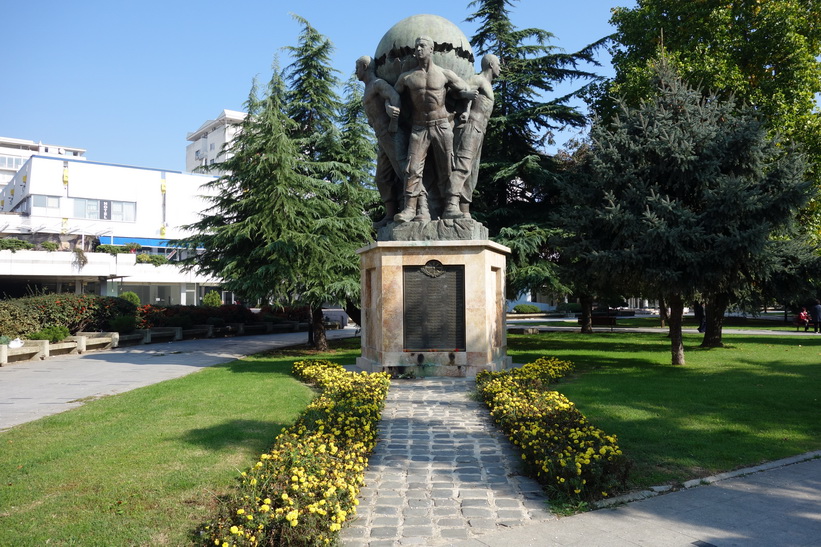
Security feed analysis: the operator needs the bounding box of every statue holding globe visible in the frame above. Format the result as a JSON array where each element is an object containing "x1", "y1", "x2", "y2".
[{"x1": 364, "y1": 14, "x2": 497, "y2": 240}]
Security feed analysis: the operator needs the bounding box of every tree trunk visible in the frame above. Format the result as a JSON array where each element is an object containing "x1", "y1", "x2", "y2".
[
  {"x1": 579, "y1": 294, "x2": 594, "y2": 334},
  {"x1": 701, "y1": 292, "x2": 729, "y2": 348},
  {"x1": 668, "y1": 294, "x2": 685, "y2": 365},
  {"x1": 311, "y1": 307, "x2": 329, "y2": 351},
  {"x1": 658, "y1": 295, "x2": 669, "y2": 329}
]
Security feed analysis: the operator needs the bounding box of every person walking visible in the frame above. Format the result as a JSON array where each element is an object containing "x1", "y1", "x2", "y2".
[{"x1": 811, "y1": 300, "x2": 821, "y2": 333}]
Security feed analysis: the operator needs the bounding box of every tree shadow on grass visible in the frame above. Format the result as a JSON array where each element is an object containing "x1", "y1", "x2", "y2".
[{"x1": 180, "y1": 419, "x2": 290, "y2": 451}]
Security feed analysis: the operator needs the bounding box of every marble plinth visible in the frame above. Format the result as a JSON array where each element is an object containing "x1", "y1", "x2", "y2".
[{"x1": 356, "y1": 239, "x2": 511, "y2": 378}]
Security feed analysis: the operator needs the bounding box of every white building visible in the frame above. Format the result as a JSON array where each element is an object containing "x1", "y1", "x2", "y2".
[
  {"x1": 185, "y1": 109, "x2": 246, "y2": 174},
  {"x1": 0, "y1": 136, "x2": 86, "y2": 189},
  {"x1": 0, "y1": 154, "x2": 222, "y2": 304}
]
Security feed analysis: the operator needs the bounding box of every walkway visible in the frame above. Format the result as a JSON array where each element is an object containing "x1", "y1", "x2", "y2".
[
  {"x1": 340, "y1": 379, "x2": 552, "y2": 546},
  {"x1": 341, "y1": 375, "x2": 821, "y2": 547}
]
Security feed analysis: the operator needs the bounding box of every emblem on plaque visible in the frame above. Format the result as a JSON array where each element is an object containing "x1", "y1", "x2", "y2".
[{"x1": 421, "y1": 260, "x2": 446, "y2": 278}]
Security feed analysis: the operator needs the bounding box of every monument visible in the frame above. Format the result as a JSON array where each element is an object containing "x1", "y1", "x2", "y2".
[{"x1": 356, "y1": 14, "x2": 511, "y2": 378}]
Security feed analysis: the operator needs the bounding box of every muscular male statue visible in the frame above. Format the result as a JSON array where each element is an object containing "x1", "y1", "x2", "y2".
[
  {"x1": 356, "y1": 55, "x2": 406, "y2": 228},
  {"x1": 393, "y1": 36, "x2": 477, "y2": 223},
  {"x1": 450, "y1": 54, "x2": 500, "y2": 219}
]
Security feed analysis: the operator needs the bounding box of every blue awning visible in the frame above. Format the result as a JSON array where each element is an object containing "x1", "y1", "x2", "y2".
[{"x1": 111, "y1": 236, "x2": 172, "y2": 247}]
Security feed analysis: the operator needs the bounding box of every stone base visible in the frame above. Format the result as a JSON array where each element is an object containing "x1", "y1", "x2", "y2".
[
  {"x1": 357, "y1": 239, "x2": 510, "y2": 378},
  {"x1": 377, "y1": 218, "x2": 488, "y2": 242},
  {"x1": 356, "y1": 354, "x2": 512, "y2": 379}
]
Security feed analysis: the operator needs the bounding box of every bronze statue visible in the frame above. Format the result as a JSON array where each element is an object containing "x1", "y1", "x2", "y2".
[
  {"x1": 392, "y1": 36, "x2": 477, "y2": 223},
  {"x1": 451, "y1": 54, "x2": 500, "y2": 219},
  {"x1": 356, "y1": 55, "x2": 407, "y2": 228}
]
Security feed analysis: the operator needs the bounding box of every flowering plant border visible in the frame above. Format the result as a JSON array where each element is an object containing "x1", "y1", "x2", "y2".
[
  {"x1": 476, "y1": 357, "x2": 630, "y2": 503},
  {"x1": 198, "y1": 359, "x2": 390, "y2": 546}
]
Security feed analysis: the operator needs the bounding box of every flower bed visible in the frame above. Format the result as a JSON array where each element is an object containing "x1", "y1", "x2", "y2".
[
  {"x1": 476, "y1": 357, "x2": 630, "y2": 503},
  {"x1": 198, "y1": 359, "x2": 390, "y2": 546}
]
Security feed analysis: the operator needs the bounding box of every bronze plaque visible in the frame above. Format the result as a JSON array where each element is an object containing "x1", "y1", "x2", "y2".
[{"x1": 403, "y1": 261, "x2": 466, "y2": 351}]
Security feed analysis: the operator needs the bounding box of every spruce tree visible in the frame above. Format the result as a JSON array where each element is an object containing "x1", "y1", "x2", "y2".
[
  {"x1": 466, "y1": 0, "x2": 604, "y2": 233},
  {"x1": 175, "y1": 64, "x2": 370, "y2": 351},
  {"x1": 564, "y1": 60, "x2": 812, "y2": 364}
]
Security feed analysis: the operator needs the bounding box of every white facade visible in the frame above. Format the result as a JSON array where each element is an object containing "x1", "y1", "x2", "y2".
[
  {"x1": 0, "y1": 155, "x2": 221, "y2": 303},
  {"x1": 185, "y1": 109, "x2": 245, "y2": 175},
  {"x1": 0, "y1": 136, "x2": 86, "y2": 189}
]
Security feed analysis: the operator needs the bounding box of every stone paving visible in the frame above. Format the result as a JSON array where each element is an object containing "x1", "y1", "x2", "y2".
[{"x1": 341, "y1": 378, "x2": 555, "y2": 546}]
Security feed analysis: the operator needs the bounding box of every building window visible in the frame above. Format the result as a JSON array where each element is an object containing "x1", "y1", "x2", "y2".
[
  {"x1": 111, "y1": 201, "x2": 136, "y2": 222},
  {"x1": 71, "y1": 198, "x2": 135, "y2": 221},
  {"x1": 209, "y1": 143, "x2": 215, "y2": 151},
  {"x1": 32, "y1": 195, "x2": 60, "y2": 208}
]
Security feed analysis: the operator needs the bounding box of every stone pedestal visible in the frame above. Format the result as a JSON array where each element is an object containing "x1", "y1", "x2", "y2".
[{"x1": 356, "y1": 239, "x2": 511, "y2": 378}]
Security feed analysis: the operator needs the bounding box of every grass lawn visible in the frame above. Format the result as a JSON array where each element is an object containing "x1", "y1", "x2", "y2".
[
  {"x1": 510, "y1": 314, "x2": 802, "y2": 332},
  {"x1": 0, "y1": 341, "x2": 360, "y2": 546},
  {"x1": 509, "y1": 331, "x2": 821, "y2": 489}
]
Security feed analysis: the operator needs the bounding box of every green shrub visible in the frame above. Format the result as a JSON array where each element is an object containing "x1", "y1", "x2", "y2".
[
  {"x1": 40, "y1": 241, "x2": 59, "y2": 252},
  {"x1": 206, "y1": 317, "x2": 225, "y2": 328},
  {"x1": 165, "y1": 315, "x2": 194, "y2": 329},
  {"x1": 202, "y1": 291, "x2": 222, "y2": 308},
  {"x1": 0, "y1": 335, "x2": 11, "y2": 345},
  {"x1": 0, "y1": 294, "x2": 136, "y2": 336},
  {"x1": 95, "y1": 244, "x2": 124, "y2": 255},
  {"x1": 108, "y1": 314, "x2": 137, "y2": 334},
  {"x1": 28, "y1": 325, "x2": 71, "y2": 343},
  {"x1": 0, "y1": 238, "x2": 34, "y2": 252},
  {"x1": 513, "y1": 303, "x2": 541, "y2": 314},
  {"x1": 120, "y1": 291, "x2": 141, "y2": 307},
  {"x1": 556, "y1": 302, "x2": 582, "y2": 313},
  {"x1": 122, "y1": 242, "x2": 142, "y2": 253},
  {"x1": 136, "y1": 253, "x2": 169, "y2": 266}
]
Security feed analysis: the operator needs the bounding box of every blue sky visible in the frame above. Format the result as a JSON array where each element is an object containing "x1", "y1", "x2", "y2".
[{"x1": 2, "y1": 0, "x2": 634, "y2": 172}]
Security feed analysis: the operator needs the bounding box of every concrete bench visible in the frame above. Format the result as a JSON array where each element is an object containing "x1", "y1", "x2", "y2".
[
  {"x1": 0, "y1": 340, "x2": 48, "y2": 366},
  {"x1": 182, "y1": 325, "x2": 214, "y2": 339}
]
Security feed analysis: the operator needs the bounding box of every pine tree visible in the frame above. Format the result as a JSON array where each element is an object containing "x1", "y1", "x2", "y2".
[
  {"x1": 564, "y1": 60, "x2": 812, "y2": 364},
  {"x1": 466, "y1": 0, "x2": 605, "y2": 233},
  {"x1": 175, "y1": 64, "x2": 371, "y2": 351},
  {"x1": 284, "y1": 14, "x2": 342, "y2": 160}
]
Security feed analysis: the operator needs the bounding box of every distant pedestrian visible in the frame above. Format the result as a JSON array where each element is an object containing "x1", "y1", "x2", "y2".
[
  {"x1": 811, "y1": 300, "x2": 821, "y2": 333},
  {"x1": 798, "y1": 307, "x2": 810, "y2": 331}
]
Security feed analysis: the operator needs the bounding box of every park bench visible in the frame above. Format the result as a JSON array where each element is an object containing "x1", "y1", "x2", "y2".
[
  {"x1": 0, "y1": 340, "x2": 48, "y2": 366},
  {"x1": 792, "y1": 317, "x2": 817, "y2": 332}
]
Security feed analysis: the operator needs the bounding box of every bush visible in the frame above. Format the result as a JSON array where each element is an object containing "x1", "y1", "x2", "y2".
[
  {"x1": 513, "y1": 303, "x2": 541, "y2": 314},
  {"x1": 122, "y1": 242, "x2": 142, "y2": 253},
  {"x1": 476, "y1": 357, "x2": 629, "y2": 504},
  {"x1": 197, "y1": 360, "x2": 390, "y2": 546},
  {"x1": 120, "y1": 291, "x2": 141, "y2": 307},
  {"x1": 40, "y1": 241, "x2": 59, "y2": 252},
  {"x1": 108, "y1": 314, "x2": 137, "y2": 334},
  {"x1": 0, "y1": 238, "x2": 34, "y2": 252},
  {"x1": 28, "y1": 325, "x2": 71, "y2": 343},
  {"x1": 556, "y1": 302, "x2": 582, "y2": 313},
  {"x1": 202, "y1": 291, "x2": 222, "y2": 308},
  {"x1": 94, "y1": 244, "x2": 124, "y2": 255},
  {"x1": 136, "y1": 253, "x2": 169, "y2": 266},
  {"x1": 0, "y1": 294, "x2": 136, "y2": 336},
  {"x1": 205, "y1": 317, "x2": 225, "y2": 328},
  {"x1": 0, "y1": 335, "x2": 11, "y2": 345}
]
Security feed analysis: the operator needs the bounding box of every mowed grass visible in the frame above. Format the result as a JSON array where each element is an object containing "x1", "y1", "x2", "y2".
[
  {"x1": 0, "y1": 340, "x2": 361, "y2": 546},
  {"x1": 509, "y1": 331, "x2": 821, "y2": 488}
]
